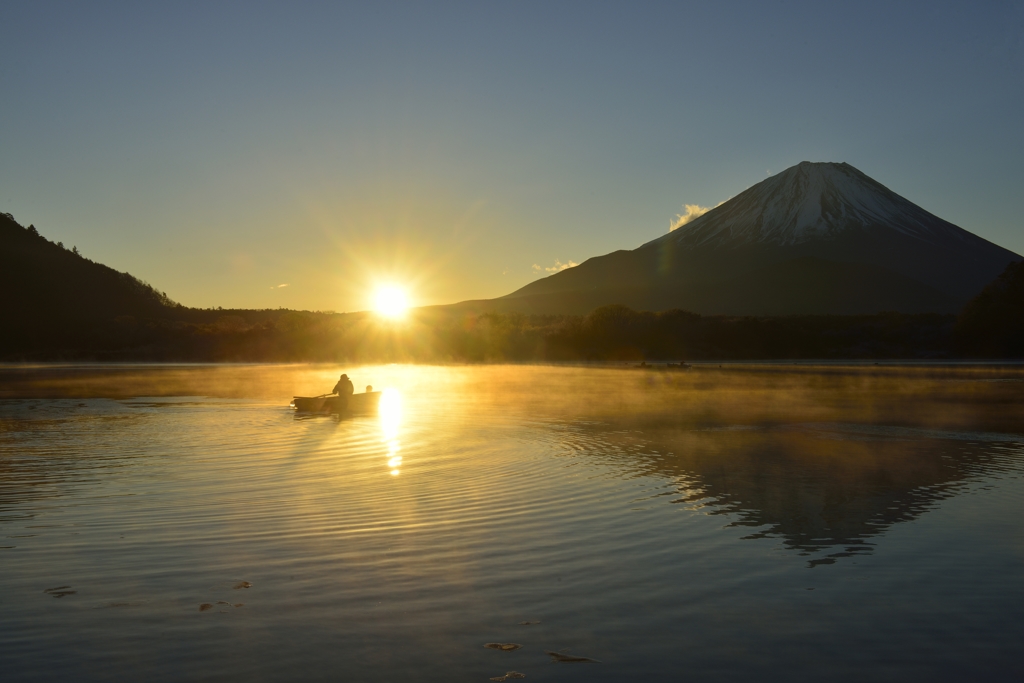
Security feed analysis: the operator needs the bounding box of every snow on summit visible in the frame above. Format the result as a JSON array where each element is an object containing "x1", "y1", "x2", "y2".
[{"x1": 657, "y1": 161, "x2": 970, "y2": 249}]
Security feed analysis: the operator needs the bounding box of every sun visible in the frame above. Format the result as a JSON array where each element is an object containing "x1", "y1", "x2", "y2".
[{"x1": 373, "y1": 285, "x2": 410, "y2": 319}]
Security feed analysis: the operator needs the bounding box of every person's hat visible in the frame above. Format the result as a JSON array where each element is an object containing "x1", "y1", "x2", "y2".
[{"x1": 340, "y1": 374, "x2": 348, "y2": 378}]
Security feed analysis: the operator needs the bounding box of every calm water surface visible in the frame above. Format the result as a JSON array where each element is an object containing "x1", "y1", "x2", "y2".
[{"x1": 1, "y1": 364, "x2": 1023, "y2": 682}]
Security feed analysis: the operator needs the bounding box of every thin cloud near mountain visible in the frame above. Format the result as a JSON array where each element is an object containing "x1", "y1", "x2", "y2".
[
  {"x1": 670, "y1": 202, "x2": 726, "y2": 231},
  {"x1": 533, "y1": 259, "x2": 579, "y2": 273}
]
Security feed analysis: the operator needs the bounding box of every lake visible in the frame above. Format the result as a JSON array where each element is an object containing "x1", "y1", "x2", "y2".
[{"x1": 1, "y1": 363, "x2": 1023, "y2": 682}]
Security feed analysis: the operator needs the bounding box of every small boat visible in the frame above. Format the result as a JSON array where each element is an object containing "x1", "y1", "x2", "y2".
[{"x1": 292, "y1": 390, "x2": 382, "y2": 414}]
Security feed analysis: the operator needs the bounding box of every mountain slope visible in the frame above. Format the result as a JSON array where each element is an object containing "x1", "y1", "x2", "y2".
[
  {"x1": 0, "y1": 212, "x2": 179, "y2": 350},
  {"x1": 485, "y1": 162, "x2": 1020, "y2": 315}
]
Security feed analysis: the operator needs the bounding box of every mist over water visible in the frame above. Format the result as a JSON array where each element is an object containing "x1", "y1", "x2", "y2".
[{"x1": 1, "y1": 364, "x2": 1023, "y2": 681}]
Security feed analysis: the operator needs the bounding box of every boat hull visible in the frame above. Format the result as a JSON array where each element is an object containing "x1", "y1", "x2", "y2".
[{"x1": 292, "y1": 392, "x2": 382, "y2": 414}]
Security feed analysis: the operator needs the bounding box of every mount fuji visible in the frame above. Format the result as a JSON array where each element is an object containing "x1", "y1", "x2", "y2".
[{"x1": 470, "y1": 162, "x2": 1020, "y2": 316}]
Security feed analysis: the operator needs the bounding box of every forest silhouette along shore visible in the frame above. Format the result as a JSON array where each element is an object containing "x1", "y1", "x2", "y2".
[{"x1": 3, "y1": 211, "x2": 1023, "y2": 362}]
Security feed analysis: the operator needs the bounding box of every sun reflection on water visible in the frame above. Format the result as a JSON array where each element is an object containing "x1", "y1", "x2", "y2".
[{"x1": 379, "y1": 388, "x2": 402, "y2": 476}]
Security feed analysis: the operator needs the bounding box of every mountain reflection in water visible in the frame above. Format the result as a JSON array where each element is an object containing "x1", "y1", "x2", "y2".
[
  {"x1": 556, "y1": 420, "x2": 1019, "y2": 565},
  {"x1": 1, "y1": 363, "x2": 1023, "y2": 682}
]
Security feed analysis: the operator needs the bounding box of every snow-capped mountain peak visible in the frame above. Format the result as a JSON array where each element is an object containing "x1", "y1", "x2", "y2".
[
  {"x1": 657, "y1": 161, "x2": 967, "y2": 249},
  {"x1": 492, "y1": 160, "x2": 1019, "y2": 316}
]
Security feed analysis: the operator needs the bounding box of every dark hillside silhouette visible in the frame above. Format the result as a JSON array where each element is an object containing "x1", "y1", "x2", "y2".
[
  {"x1": 1, "y1": 212, "x2": 179, "y2": 354},
  {"x1": 1, "y1": 212, "x2": 175, "y2": 314},
  {"x1": 955, "y1": 261, "x2": 1024, "y2": 357}
]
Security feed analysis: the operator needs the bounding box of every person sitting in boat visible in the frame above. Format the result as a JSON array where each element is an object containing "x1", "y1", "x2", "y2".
[{"x1": 332, "y1": 373, "x2": 354, "y2": 397}]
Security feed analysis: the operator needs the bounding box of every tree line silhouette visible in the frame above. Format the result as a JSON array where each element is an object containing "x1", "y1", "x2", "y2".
[{"x1": 2, "y1": 212, "x2": 1022, "y2": 361}]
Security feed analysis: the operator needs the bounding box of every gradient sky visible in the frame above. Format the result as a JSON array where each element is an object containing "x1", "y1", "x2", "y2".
[{"x1": 3, "y1": 1, "x2": 1023, "y2": 312}]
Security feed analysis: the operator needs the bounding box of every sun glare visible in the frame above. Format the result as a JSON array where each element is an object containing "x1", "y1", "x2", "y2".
[{"x1": 374, "y1": 286, "x2": 409, "y2": 319}]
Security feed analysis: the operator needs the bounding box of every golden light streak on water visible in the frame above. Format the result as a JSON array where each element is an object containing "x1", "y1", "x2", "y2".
[{"x1": 380, "y1": 387, "x2": 403, "y2": 476}]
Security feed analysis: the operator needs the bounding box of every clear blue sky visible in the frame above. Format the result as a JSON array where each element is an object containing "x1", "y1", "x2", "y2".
[{"x1": 2, "y1": 1, "x2": 1022, "y2": 311}]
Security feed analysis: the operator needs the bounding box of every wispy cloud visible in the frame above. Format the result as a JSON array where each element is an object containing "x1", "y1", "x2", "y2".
[
  {"x1": 269, "y1": 283, "x2": 290, "y2": 289},
  {"x1": 534, "y1": 259, "x2": 578, "y2": 273},
  {"x1": 670, "y1": 204, "x2": 715, "y2": 231}
]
